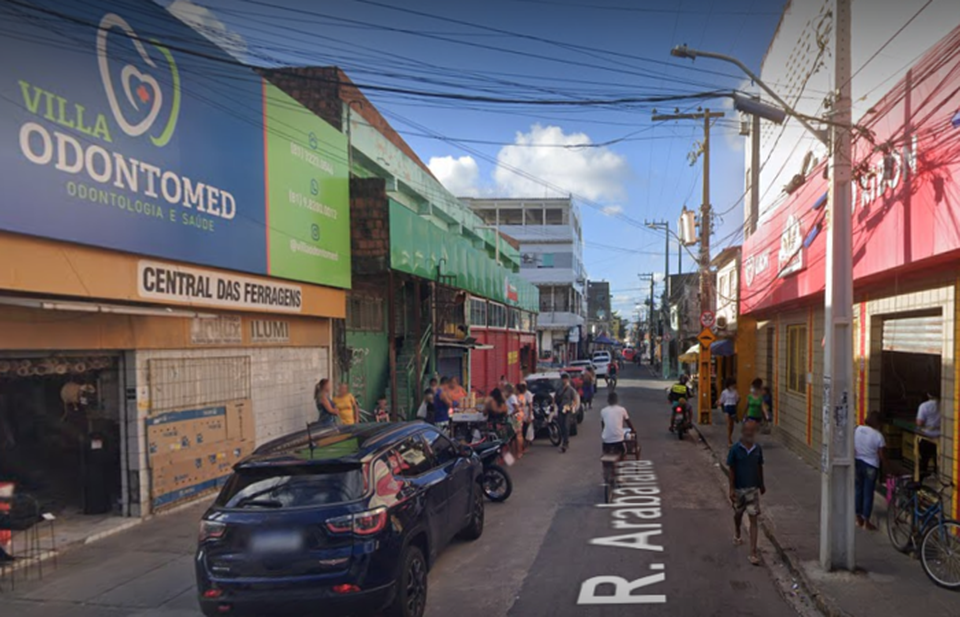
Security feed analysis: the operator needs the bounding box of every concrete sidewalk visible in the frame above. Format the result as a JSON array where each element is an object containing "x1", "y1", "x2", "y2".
[
  {"x1": 1, "y1": 500, "x2": 208, "y2": 617},
  {"x1": 696, "y1": 411, "x2": 957, "y2": 617}
]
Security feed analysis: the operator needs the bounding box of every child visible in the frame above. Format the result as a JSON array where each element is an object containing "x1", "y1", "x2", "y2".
[
  {"x1": 374, "y1": 396, "x2": 390, "y2": 423},
  {"x1": 727, "y1": 420, "x2": 766, "y2": 565},
  {"x1": 718, "y1": 377, "x2": 740, "y2": 446}
]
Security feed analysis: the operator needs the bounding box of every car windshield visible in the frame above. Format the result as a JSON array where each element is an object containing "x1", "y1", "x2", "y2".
[
  {"x1": 216, "y1": 465, "x2": 366, "y2": 509},
  {"x1": 526, "y1": 379, "x2": 562, "y2": 394}
]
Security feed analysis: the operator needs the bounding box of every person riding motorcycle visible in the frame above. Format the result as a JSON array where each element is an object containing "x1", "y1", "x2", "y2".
[{"x1": 668, "y1": 374, "x2": 693, "y2": 431}]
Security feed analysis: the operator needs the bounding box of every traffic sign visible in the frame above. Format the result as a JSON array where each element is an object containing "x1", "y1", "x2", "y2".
[
  {"x1": 699, "y1": 310, "x2": 716, "y2": 329},
  {"x1": 697, "y1": 327, "x2": 717, "y2": 349}
]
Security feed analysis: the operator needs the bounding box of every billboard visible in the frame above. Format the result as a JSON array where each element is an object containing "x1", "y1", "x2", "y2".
[{"x1": 0, "y1": 2, "x2": 349, "y2": 289}]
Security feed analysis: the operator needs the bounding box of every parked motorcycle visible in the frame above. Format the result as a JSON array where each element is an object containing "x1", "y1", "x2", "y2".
[{"x1": 471, "y1": 438, "x2": 513, "y2": 502}]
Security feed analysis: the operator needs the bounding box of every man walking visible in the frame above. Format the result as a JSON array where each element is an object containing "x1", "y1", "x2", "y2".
[
  {"x1": 728, "y1": 420, "x2": 765, "y2": 565},
  {"x1": 556, "y1": 373, "x2": 577, "y2": 453},
  {"x1": 916, "y1": 390, "x2": 940, "y2": 477}
]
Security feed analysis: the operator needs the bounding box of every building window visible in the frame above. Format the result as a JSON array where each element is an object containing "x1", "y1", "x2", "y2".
[
  {"x1": 545, "y1": 208, "x2": 565, "y2": 225},
  {"x1": 500, "y1": 208, "x2": 523, "y2": 225},
  {"x1": 469, "y1": 298, "x2": 487, "y2": 327},
  {"x1": 508, "y1": 308, "x2": 520, "y2": 330},
  {"x1": 539, "y1": 253, "x2": 554, "y2": 268},
  {"x1": 786, "y1": 325, "x2": 807, "y2": 394},
  {"x1": 488, "y1": 303, "x2": 507, "y2": 328},
  {"x1": 477, "y1": 209, "x2": 497, "y2": 225},
  {"x1": 347, "y1": 296, "x2": 383, "y2": 332},
  {"x1": 525, "y1": 207, "x2": 543, "y2": 225}
]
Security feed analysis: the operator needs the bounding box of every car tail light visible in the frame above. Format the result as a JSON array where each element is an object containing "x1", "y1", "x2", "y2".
[
  {"x1": 333, "y1": 584, "x2": 361, "y2": 594},
  {"x1": 199, "y1": 520, "x2": 226, "y2": 543},
  {"x1": 203, "y1": 589, "x2": 223, "y2": 599},
  {"x1": 325, "y1": 507, "x2": 388, "y2": 536}
]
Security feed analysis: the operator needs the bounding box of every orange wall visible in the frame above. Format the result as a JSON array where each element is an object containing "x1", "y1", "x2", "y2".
[{"x1": 0, "y1": 232, "x2": 345, "y2": 319}]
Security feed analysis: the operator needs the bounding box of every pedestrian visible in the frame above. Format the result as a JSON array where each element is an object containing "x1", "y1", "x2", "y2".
[
  {"x1": 449, "y1": 377, "x2": 468, "y2": 411},
  {"x1": 374, "y1": 396, "x2": 390, "y2": 423},
  {"x1": 314, "y1": 378, "x2": 340, "y2": 428},
  {"x1": 505, "y1": 383, "x2": 523, "y2": 458},
  {"x1": 745, "y1": 378, "x2": 765, "y2": 424},
  {"x1": 719, "y1": 377, "x2": 740, "y2": 446},
  {"x1": 855, "y1": 411, "x2": 887, "y2": 530},
  {"x1": 556, "y1": 373, "x2": 578, "y2": 453},
  {"x1": 728, "y1": 419, "x2": 765, "y2": 566},
  {"x1": 582, "y1": 367, "x2": 595, "y2": 410},
  {"x1": 600, "y1": 391, "x2": 635, "y2": 456},
  {"x1": 916, "y1": 390, "x2": 940, "y2": 477},
  {"x1": 517, "y1": 382, "x2": 533, "y2": 450},
  {"x1": 418, "y1": 388, "x2": 436, "y2": 423},
  {"x1": 433, "y1": 377, "x2": 453, "y2": 430},
  {"x1": 333, "y1": 383, "x2": 360, "y2": 425},
  {"x1": 498, "y1": 375, "x2": 509, "y2": 392},
  {"x1": 485, "y1": 388, "x2": 508, "y2": 422}
]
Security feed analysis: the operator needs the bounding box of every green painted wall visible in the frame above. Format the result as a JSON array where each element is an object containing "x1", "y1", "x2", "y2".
[{"x1": 345, "y1": 329, "x2": 390, "y2": 411}]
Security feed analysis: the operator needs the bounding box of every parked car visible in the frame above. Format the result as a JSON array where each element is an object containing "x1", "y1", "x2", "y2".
[
  {"x1": 567, "y1": 359, "x2": 595, "y2": 371},
  {"x1": 622, "y1": 348, "x2": 636, "y2": 362},
  {"x1": 195, "y1": 422, "x2": 484, "y2": 617},
  {"x1": 525, "y1": 371, "x2": 582, "y2": 430},
  {"x1": 591, "y1": 351, "x2": 612, "y2": 377}
]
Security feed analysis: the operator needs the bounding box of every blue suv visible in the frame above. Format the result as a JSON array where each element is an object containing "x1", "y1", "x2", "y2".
[{"x1": 195, "y1": 422, "x2": 484, "y2": 617}]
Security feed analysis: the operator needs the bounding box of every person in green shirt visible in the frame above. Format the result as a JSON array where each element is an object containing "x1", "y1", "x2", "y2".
[{"x1": 745, "y1": 378, "x2": 766, "y2": 422}]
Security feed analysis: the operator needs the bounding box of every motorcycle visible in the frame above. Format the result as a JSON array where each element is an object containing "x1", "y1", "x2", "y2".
[
  {"x1": 670, "y1": 401, "x2": 691, "y2": 440},
  {"x1": 471, "y1": 438, "x2": 513, "y2": 502},
  {"x1": 532, "y1": 397, "x2": 561, "y2": 447}
]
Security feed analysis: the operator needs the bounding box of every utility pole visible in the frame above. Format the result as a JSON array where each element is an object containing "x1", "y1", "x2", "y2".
[
  {"x1": 646, "y1": 219, "x2": 671, "y2": 378},
  {"x1": 652, "y1": 109, "x2": 724, "y2": 423},
  {"x1": 639, "y1": 273, "x2": 655, "y2": 364},
  {"x1": 821, "y1": 0, "x2": 855, "y2": 572}
]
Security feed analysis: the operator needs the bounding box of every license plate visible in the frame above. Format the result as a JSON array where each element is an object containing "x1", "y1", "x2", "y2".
[{"x1": 249, "y1": 530, "x2": 303, "y2": 553}]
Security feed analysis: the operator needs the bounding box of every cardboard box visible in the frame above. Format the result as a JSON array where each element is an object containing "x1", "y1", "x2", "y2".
[
  {"x1": 225, "y1": 399, "x2": 255, "y2": 441},
  {"x1": 146, "y1": 406, "x2": 227, "y2": 456},
  {"x1": 150, "y1": 438, "x2": 253, "y2": 509}
]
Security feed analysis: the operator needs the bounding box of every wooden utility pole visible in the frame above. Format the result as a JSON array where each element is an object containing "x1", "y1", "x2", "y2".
[{"x1": 652, "y1": 109, "x2": 724, "y2": 423}]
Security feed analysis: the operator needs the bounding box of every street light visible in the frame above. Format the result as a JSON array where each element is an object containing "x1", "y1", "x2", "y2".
[
  {"x1": 671, "y1": 0, "x2": 855, "y2": 572},
  {"x1": 671, "y1": 44, "x2": 827, "y2": 144}
]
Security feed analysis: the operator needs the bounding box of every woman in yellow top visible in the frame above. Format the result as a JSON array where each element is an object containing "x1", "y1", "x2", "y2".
[{"x1": 333, "y1": 383, "x2": 360, "y2": 425}]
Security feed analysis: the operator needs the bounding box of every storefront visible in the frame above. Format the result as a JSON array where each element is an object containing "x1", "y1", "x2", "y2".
[
  {"x1": 740, "y1": 23, "x2": 960, "y2": 518},
  {"x1": 0, "y1": 2, "x2": 350, "y2": 519},
  {"x1": 469, "y1": 298, "x2": 538, "y2": 394}
]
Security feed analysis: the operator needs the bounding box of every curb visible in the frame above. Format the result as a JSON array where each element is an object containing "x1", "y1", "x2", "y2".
[{"x1": 693, "y1": 424, "x2": 852, "y2": 617}]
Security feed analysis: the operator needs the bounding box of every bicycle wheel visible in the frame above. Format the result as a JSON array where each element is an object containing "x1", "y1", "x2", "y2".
[
  {"x1": 887, "y1": 493, "x2": 914, "y2": 553},
  {"x1": 920, "y1": 519, "x2": 960, "y2": 590}
]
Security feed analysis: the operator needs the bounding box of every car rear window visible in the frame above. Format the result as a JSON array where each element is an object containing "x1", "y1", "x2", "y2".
[{"x1": 216, "y1": 465, "x2": 366, "y2": 509}]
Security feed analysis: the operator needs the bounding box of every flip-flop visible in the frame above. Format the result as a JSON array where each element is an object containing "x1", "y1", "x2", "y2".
[
  {"x1": 733, "y1": 536, "x2": 744, "y2": 546},
  {"x1": 749, "y1": 554, "x2": 761, "y2": 566}
]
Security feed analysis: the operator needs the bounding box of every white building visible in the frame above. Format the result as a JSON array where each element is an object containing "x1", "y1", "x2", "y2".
[{"x1": 461, "y1": 198, "x2": 586, "y2": 363}]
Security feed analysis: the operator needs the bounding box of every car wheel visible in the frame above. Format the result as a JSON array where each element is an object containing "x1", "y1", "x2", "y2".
[
  {"x1": 460, "y1": 484, "x2": 485, "y2": 540},
  {"x1": 386, "y1": 545, "x2": 428, "y2": 617}
]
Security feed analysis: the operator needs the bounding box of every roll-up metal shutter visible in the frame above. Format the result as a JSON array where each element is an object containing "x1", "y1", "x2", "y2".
[{"x1": 882, "y1": 315, "x2": 942, "y2": 355}]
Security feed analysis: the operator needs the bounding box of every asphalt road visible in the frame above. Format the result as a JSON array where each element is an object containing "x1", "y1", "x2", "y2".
[
  {"x1": 3, "y1": 365, "x2": 805, "y2": 617},
  {"x1": 425, "y1": 365, "x2": 801, "y2": 617}
]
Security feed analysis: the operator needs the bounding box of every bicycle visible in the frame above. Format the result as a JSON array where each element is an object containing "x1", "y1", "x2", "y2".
[{"x1": 887, "y1": 475, "x2": 960, "y2": 589}]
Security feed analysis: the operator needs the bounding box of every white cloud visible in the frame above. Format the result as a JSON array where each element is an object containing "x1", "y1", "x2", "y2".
[
  {"x1": 494, "y1": 124, "x2": 629, "y2": 201},
  {"x1": 167, "y1": 0, "x2": 247, "y2": 60},
  {"x1": 428, "y1": 155, "x2": 481, "y2": 197},
  {"x1": 601, "y1": 205, "x2": 624, "y2": 216}
]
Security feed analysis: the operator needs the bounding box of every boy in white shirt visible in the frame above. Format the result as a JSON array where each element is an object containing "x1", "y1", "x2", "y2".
[{"x1": 600, "y1": 392, "x2": 635, "y2": 456}]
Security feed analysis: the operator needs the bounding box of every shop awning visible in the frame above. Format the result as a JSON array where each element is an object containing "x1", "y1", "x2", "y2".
[
  {"x1": 679, "y1": 344, "x2": 699, "y2": 363},
  {"x1": 436, "y1": 337, "x2": 490, "y2": 350},
  {"x1": 593, "y1": 335, "x2": 617, "y2": 345},
  {"x1": 710, "y1": 338, "x2": 735, "y2": 356}
]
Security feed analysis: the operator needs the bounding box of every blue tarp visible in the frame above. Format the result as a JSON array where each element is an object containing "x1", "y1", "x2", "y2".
[
  {"x1": 594, "y1": 335, "x2": 617, "y2": 345},
  {"x1": 710, "y1": 338, "x2": 735, "y2": 357}
]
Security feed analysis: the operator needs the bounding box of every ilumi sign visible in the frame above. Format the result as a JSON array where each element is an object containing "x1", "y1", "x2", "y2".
[{"x1": 0, "y1": 3, "x2": 349, "y2": 289}]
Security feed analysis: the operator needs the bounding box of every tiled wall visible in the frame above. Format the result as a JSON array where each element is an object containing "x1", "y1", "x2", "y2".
[{"x1": 123, "y1": 346, "x2": 329, "y2": 515}]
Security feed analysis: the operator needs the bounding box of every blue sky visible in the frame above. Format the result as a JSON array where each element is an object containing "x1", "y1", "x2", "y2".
[{"x1": 160, "y1": 0, "x2": 786, "y2": 318}]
